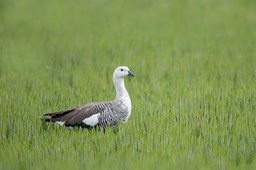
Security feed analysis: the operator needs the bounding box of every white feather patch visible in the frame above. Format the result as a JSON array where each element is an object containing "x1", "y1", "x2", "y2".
[
  {"x1": 56, "y1": 121, "x2": 65, "y2": 126},
  {"x1": 82, "y1": 113, "x2": 100, "y2": 126}
]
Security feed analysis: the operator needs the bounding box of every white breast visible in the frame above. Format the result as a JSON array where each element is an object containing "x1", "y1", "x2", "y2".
[{"x1": 121, "y1": 96, "x2": 132, "y2": 123}]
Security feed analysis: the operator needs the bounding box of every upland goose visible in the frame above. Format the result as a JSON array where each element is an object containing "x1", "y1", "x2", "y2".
[{"x1": 42, "y1": 66, "x2": 134, "y2": 131}]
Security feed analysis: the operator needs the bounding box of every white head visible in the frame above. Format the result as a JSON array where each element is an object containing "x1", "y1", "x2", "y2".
[{"x1": 113, "y1": 66, "x2": 134, "y2": 80}]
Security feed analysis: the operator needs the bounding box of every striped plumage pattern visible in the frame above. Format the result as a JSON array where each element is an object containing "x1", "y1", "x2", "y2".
[
  {"x1": 44, "y1": 101, "x2": 129, "y2": 129},
  {"x1": 42, "y1": 66, "x2": 134, "y2": 131}
]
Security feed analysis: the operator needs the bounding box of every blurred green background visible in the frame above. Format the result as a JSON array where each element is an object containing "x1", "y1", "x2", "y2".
[{"x1": 0, "y1": 0, "x2": 256, "y2": 169}]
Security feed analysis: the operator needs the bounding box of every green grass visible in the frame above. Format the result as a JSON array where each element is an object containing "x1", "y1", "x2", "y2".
[{"x1": 1, "y1": 0, "x2": 256, "y2": 169}]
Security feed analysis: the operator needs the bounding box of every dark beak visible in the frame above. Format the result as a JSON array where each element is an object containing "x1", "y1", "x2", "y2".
[{"x1": 128, "y1": 71, "x2": 134, "y2": 77}]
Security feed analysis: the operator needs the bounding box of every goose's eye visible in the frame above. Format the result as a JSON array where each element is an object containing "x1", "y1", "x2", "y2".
[{"x1": 120, "y1": 69, "x2": 123, "y2": 71}]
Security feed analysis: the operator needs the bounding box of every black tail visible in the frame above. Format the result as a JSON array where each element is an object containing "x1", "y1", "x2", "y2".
[
  {"x1": 41, "y1": 108, "x2": 75, "y2": 123},
  {"x1": 41, "y1": 113, "x2": 54, "y2": 122}
]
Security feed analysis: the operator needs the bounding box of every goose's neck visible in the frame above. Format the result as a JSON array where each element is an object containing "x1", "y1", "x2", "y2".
[{"x1": 114, "y1": 78, "x2": 130, "y2": 101}]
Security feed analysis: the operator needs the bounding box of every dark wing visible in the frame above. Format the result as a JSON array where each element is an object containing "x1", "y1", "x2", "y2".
[{"x1": 42, "y1": 102, "x2": 105, "y2": 127}]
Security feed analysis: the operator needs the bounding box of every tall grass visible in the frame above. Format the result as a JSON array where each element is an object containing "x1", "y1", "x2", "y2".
[{"x1": 1, "y1": 0, "x2": 256, "y2": 169}]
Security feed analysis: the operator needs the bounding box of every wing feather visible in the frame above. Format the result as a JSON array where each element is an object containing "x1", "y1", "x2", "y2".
[{"x1": 42, "y1": 102, "x2": 106, "y2": 127}]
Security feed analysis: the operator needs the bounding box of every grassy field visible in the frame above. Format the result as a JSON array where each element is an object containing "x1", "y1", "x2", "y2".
[{"x1": 1, "y1": 0, "x2": 256, "y2": 169}]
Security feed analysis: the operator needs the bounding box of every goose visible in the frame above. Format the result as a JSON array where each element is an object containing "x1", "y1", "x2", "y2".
[{"x1": 42, "y1": 66, "x2": 134, "y2": 131}]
